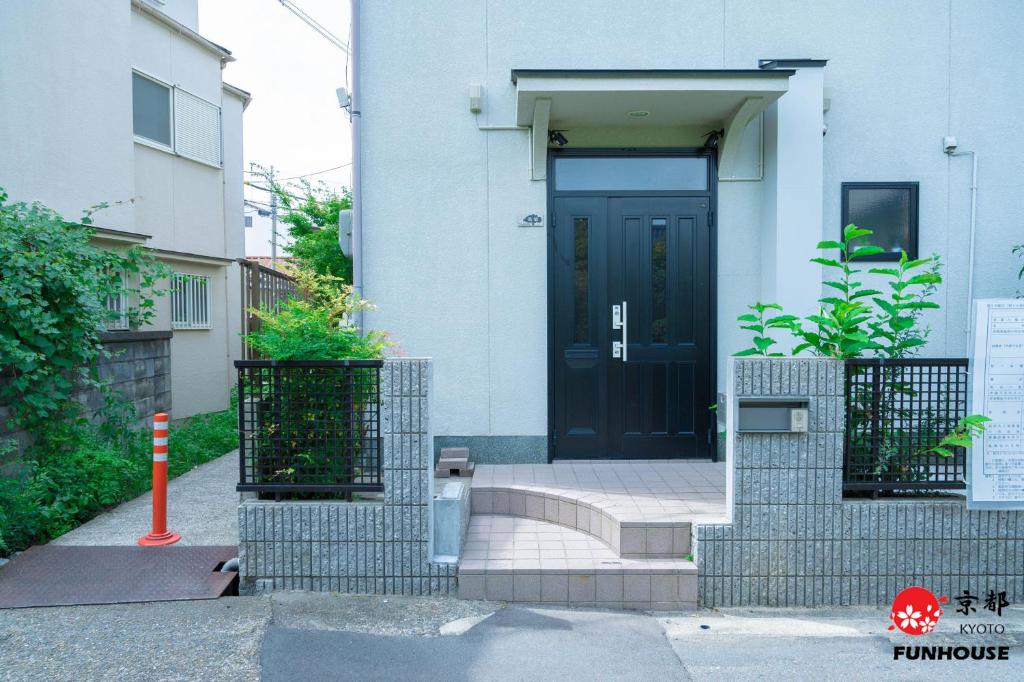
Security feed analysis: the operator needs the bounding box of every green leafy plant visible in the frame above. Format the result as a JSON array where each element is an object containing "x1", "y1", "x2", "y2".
[
  {"x1": 735, "y1": 224, "x2": 988, "y2": 466},
  {"x1": 788, "y1": 225, "x2": 886, "y2": 357},
  {"x1": 0, "y1": 189, "x2": 167, "y2": 436},
  {"x1": 925, "y1": 415, "x2": 992, "y2": 458},
  {"x1": 735, "y1": 303, "x2": 797, "y2": 356},
  {"x1": 269, "y1": 173, "x2": 353, "y2": 282},
  {"x1": 243, "y1": 269, "x2": 387, "y2": 360},
  {"x1": 867, "y1": 253, "x2": 942, "y2": 358}
]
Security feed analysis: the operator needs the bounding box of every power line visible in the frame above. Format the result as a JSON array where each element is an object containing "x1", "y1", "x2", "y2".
[
  {"x1": 277, "y1": 0, "x2": 349, "y2": 54},
  {"x1": 278, "y1": 162, "x2": 352, "y2": 181}
]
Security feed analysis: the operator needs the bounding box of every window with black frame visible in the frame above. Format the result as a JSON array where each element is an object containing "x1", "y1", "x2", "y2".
[{"x1": 841, "y1": 182, "x2": 918, "y2": 261}]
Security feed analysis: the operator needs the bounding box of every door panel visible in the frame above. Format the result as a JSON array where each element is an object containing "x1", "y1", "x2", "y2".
[
  {"x1": 606, "y1": 197, "x2": 710, "y2": 458},
  {"x1": 552, "y1": 198, "x2": 608, "y2": 457},
  {"x1": 552, "y1": 194, "x2": 712, "y2": 459}
]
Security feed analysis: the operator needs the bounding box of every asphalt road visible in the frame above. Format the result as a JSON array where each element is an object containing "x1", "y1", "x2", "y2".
[{"x1": 3, "y1": 595, "x2": 1023, "y2": 681}]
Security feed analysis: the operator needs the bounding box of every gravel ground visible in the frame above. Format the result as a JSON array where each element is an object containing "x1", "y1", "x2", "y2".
[
  {"x1": 0, "y1": 597, "x2": 271, "y2": 682},
  {"x1": 52, "y1": 451, "x2": 240, "y2": 546}
]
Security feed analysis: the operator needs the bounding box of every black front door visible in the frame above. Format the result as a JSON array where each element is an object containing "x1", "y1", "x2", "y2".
[{"x1": 551, "y1": 195, "x2": 713, "y2": 459}]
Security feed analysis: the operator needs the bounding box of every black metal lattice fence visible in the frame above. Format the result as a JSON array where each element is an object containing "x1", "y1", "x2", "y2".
[
  {"x1": 844, "y1": 358, "x2": 969, "y2": 495},
  {"x1": 236, "y1": 360, "x2": 383, "y2": 497}
]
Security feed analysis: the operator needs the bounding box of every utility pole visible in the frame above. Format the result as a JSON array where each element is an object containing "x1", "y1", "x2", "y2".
[{"x1": 268, "y1": 165, "x2": 278, "y2": 270}]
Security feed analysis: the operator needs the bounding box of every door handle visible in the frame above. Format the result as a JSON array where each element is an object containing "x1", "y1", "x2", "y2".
[{"x1": 611, "y1": 300, "x2": 628, "y2": 362}]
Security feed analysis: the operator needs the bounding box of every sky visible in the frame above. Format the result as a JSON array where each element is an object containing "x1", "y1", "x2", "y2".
[{"x1": 198, "y1": 0, "x2": 353, "y2": 256}]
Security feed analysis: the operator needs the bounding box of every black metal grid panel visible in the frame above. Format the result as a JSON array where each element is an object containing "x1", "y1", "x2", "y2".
[
  {"x1": 844, "y1": 358, "x2": 968, "y2": 494},
  {"x1": 236, "y1": 360, "x2": 383, "y2": 496}
]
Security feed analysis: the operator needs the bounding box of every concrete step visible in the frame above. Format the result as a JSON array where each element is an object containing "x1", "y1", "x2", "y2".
[
  {"x1": 436, "y1": 461, "x2": 474, "y2": 478},
  {"x1": 470, "y1": 485, "x2": 691, "y2": 558},
  {"x1": 436, "y1": 447, "x2": 474, "y2": 478},
  {"x1": 457, "y1": 515, "x2": 697, "y2": 609}
]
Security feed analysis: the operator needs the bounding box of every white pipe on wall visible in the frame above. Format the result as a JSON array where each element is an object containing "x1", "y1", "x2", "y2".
[
  {"x1": 350, "y1": 0, "x2": 364, "y2": 332},
  {"x1": 950, "y1": 150, "x2": 979, "y2": 334}
]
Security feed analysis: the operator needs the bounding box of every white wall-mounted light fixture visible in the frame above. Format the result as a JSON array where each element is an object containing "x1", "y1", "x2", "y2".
[{"x1": 468, "y1": 83, "x2": 483, "y2": 113}]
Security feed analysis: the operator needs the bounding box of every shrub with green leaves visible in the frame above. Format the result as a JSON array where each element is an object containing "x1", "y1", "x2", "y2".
[
  {"x1": 244, "y1": 269, "x2": 387, "y2": 360},
  {"x1": 0, "y1": 189, "x2": 166, "y2": 435},
  {"x1": 271, "y1": 176, "x2": 353, "y2": 282},
  {"x1": 736, "y1": 224, "x2": 988, "y2": 458}
]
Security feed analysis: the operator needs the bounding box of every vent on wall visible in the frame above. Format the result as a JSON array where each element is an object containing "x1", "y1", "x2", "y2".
[{"x1": 174, "y1": 88, "x2": 222, "y2": 167}]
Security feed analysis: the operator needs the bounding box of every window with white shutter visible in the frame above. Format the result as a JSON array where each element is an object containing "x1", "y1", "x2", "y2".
[
  {"x1": 173, "y1": 88, "x2": 222, "y2": 167},
  {"x1": 171, "y1": 273, "x2": 212, "y2": 330},
  {"x1": 132, "y1": 69, "x2": 222, "y2": 167}
]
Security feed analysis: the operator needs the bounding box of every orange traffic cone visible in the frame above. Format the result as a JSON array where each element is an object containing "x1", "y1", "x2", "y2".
[{"x1": 138, "y1": 413, "x2": 181, "y2": 546}]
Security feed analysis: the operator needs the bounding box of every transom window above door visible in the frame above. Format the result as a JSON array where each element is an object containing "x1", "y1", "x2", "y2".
[{"x1": 554, "y1": 156, "x2": 708, "y2": 192}]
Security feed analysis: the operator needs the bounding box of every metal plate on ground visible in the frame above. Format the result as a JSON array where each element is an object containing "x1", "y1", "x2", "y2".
[{"x1": 0, "y1": 545, "x2": 237, "y2": 609}]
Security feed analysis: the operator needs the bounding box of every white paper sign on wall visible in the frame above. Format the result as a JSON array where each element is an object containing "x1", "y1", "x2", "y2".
[{"x1": 969, "y1": 299, "x2": 1024, "y2": 510}]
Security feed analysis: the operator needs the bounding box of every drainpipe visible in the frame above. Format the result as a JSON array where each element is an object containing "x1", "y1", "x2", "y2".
[
  {"x1": 947, "y1": 146, "x2": 978, "y2": 335},
  {"x1": 350, "y1": 0, "x2": 364, "y2": 332}
]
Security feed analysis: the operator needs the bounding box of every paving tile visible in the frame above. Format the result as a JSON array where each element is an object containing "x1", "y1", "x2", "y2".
[
  {"x1": 651, "y1": 574, "x2": 679, "y2": 602},
  {"x1": 513, "y1": 573, "x2": 541, "y2": 601},
  {"x1": 541, "y1": 573, "x2": 569, "y2": 603},
  {"x1": 646, "y1": 528, "x2": 674, "y2": 555},
  {"x1": 458, "y1": 573, "x2": 485, "y2": 600},
  {"x1": 624, "y1": 575, "x2": 651, "y2": 602},
  {"x1": 568, "y1": 574, "x2": 596, "y2": 603},
  {"x1": 485, "y1": 573, "x2": 513, "y2": 600}
]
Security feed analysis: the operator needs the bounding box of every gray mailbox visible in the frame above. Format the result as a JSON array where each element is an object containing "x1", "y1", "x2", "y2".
[{"x1": 736, "y1": 398, "x2": 810, "y2": 433}]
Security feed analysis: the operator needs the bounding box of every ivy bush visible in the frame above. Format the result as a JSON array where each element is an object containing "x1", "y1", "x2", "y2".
[{"x1": 0, "y1": 189, "x2": 166, "y2": 438}]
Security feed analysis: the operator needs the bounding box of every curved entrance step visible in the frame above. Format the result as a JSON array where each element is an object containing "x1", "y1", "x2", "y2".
[
  {"x1": 457, "y1": 515, "x2": 697, "y2": 609},
  {"x1": 470, "y1": 484, "x2": 693, "y2": 557},
  {"x1": 469, "y1": 461, "x2": 726, "y2": 558}
]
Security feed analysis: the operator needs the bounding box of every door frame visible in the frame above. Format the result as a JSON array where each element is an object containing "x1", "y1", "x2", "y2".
[{"x1": 546, "y1": 147, "x2": 719, "y2": 462}]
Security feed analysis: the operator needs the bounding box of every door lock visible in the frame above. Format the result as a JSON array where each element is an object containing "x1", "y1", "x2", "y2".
[{"x1": 611, "y1": 301, "x2": 628, "y2": 362}]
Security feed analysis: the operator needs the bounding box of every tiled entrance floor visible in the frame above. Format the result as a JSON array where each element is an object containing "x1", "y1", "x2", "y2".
[
  {"x1": 459, "y1": 460, "x2": 723, "y2": 608},
  {"x1": 457, "y1": 515, "x2": 697, "y2": 609},
  {"x1": 471, "y1": 460, "x2": 726, "y2": 522},
  {"x1": 469, "y1": 460, "x2": 727, "y2": 557}
]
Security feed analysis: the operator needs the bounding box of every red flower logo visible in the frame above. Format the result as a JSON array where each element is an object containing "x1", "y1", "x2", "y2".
[{"x1": 888, "y1": 586, "x2": 949, "y2": 635}]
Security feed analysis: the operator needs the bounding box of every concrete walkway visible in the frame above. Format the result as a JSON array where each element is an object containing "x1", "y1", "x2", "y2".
[{"x1": 52, "y1": 451, "x2": 240, "y2": 547}]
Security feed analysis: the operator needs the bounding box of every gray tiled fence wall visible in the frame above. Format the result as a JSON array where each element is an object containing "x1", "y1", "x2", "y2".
[
  {"x1": 696, "y1": 358, "x2": 1024, "y2": 607},
  {"x1": 238, "y1": 358, "x2": 457, "y2": 595}
]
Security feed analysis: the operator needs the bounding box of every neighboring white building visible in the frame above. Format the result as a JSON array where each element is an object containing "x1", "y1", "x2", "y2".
[
  {"x1": 0, "y1": 0, "x2": 250, "y2": 418},
  {"x1": 357, "y1": 1, "x2": 1024, "y2": 462}
]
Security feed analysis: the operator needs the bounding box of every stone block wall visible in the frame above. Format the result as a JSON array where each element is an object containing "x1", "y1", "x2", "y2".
[
  {"x1": 238, "y1": 358, "x2": 458, "y2": 595},
  {"x1": 1, "y1": 331, "x2": 171, "y2": 468},
  {"x1": 696, "y1": 358, "x2": 1024, "y2": 607},
  {"x1": 92, "y1": 331, "x2": 173, "y2": 429}
]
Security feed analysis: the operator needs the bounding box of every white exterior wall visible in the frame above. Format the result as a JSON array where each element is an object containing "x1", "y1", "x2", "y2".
[
  {"x1": 0, "y1": 1, "x2": 247, "y2": 420},
  {"x1": 0, "y1": 1, "x2": 136, "y2": 231},
  {"x1": 361, "y1": 0, "x2": 1024, "y2": 446}
]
